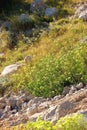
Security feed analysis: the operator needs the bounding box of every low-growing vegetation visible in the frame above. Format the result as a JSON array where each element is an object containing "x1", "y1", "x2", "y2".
[{"x1": 2, "y1": 114, "x2": 87, "y2": 130}]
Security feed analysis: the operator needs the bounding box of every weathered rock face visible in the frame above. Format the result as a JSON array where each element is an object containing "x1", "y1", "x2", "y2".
[
  {"x1": 75, "y1": 4, "x2": 87, "y2": 21},
  {"x1": 1, "y1": 63, "x2": 23, "y2": 76},
  {"x1": 57, "y1": 101, "x2": 75, "y2": 118}
]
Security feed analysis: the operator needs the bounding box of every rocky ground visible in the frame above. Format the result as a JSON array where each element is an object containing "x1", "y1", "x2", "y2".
[{"x1": 0, "y1": 83, "x2": 87, "y2": 128}]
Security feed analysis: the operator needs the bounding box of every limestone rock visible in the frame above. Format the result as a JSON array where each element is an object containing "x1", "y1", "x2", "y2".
[
  {"x1": 79, "y1": 11, "x2": 87, "y2": 20},
  {"x1": 69, "y1": 86, "x2": 77, "y2": 94},
  {"x1": 0, "y1": 84, "x2": 87, "y2": 127},
  {"x1": 29, "y1": 112, "x2": 44, "y2": 122},
  {"x1": 76, "y1": 83, "x2": 84, "y2": 90},
  {"x1": 75, "y1": 4, "x2": 87, "y2": 21},
  {"x1": 44, "y1": 106, "x2": 59, "y2": 123},
  {"x1": 28, "y1": 97, "x2": 46, "y2": 107},
  {"x1": 57, "y1": 101, "x2": 75, "y2": 118},
  {"x1": 1, "y1": 63, "x2": 22, "y2": 76},
  {"x1": 52, "y1": 95, "x2": 62, "y2": 101},
  {"x1": 75, "y1": 4, "x2": 87, "y2": 17},
  {"x1": 24, "y1": 55, "x2": 33, "y2": 63},
  {"x1": 4, "y1": 106, "x2": 10, "y2": 113}
]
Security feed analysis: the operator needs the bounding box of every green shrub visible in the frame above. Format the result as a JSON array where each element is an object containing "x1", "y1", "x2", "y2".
[
  {"x1": 12, "y1": 43, "x2": 87, "y2": 98},
  {"x1": 7, "y1": 114, "x2": 87, "y2": 130},
  {"x1": 12, "y1": 118, "x2": 55, "y2": 130},
  {"x1": 56, "y1": 114, "x2": 87, "y2": 130}
]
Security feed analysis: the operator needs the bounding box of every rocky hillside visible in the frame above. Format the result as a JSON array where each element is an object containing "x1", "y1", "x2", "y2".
[
  {"x1": 0, "y1": 83, "x2": 87, "y2": 129},
  {"x1": 0, "y1": 0, "x2": 87, "y2": 129},
  {"x1": 0, "y1": 83, "x2": 87, "y2": 126}
]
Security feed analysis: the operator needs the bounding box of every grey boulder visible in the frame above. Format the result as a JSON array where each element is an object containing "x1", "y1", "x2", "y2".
[{"x1": 45, "y1": 7, "x2": 58, "y2": 17}]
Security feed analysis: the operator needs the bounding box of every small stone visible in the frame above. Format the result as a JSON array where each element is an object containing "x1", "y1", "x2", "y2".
[
  {"x1": 11, "y1": 109, "x2": 17, "y2": 114},
  {"x1": 27, "y1": 104, "x2": 38, "y2": 115},
  {"x1": 62, "y1": 86, "x2": 70, "y2": 96},
  {"x1": 24, "y1": 56, "x2": 33, "y2": 63},
  {"x1": 69, "y1": 86, "x2": 77, "y2": 94},
  {"x1": 52, "y1": 95, "x2": 62, "y2": 101},
  {"x1": 39, "y1": 101, "x2": 49, "y2": 111},
  {"x1": 4, "y1": 106, "x2": 10, "y2": 113},
  {"x1": 65, "y1": 93, "x2": 70, "y2": 97},
  {"x1": 80, "y1": 37, "x2": 87, "y2": 44},
  {"x1": 79, "y1": 11, "x2": 87, "y2": 21},
  {"x1": 7, "y1": 98, "x2": 17, "y2": 110},
  {"x1": 44, "y1": 106, "x2": 58, "y2": 122},
  {"x1": 76, "y1": 83, "x2": 84, "y2": 90},
  {"x1": 22, "y1": 102, "x2": 27, "y2": 110}
]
